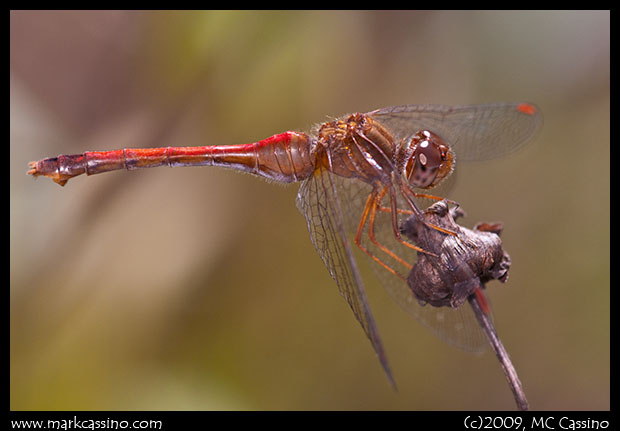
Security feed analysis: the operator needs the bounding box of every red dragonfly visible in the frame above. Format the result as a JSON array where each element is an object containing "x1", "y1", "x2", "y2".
[{"x1": 28, "y1": 103, "x2": 542, "y2": 387}]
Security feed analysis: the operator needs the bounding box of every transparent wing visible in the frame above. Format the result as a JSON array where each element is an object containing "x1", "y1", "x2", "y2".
[
  {"x1": 368, "y1": 103, "x2": 542, "y2": 161},
  {"x1": 297, "y1": 164, "x2": 490, "y2": 361},
  {"x1": 296, "y1": 166, "x2": 395, "y2": 387}
]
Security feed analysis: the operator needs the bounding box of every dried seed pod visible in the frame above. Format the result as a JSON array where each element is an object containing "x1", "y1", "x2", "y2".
[
  {"x1": 401, "y1": 200, "x2": 510, "y2": 308},
  {"x1": 401, "y1": 200, "x2": 528, "y2": 411}
]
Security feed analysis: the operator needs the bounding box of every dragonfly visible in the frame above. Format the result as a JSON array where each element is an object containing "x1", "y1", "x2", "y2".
[{"x1": 28, "y1": 102, "x2": 542, "y2": 388}]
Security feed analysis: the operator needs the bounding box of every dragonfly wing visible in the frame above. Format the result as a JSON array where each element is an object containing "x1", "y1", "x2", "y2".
[
  {"x1": 296, "y1": 166, "x2": 396, "y2": 388},
  {"x1": 368, "y1": 103, "x2": 543, "y2": 161}
]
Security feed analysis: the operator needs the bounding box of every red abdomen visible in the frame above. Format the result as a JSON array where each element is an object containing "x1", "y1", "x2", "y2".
[{"x1": 28, "y1": 132, "x2": 316, "y2": 186}]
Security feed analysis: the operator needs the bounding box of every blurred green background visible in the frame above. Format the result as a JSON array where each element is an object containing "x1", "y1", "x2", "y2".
[{"x1": 10, "y1": 11, "x2": 609, "y2": 410}]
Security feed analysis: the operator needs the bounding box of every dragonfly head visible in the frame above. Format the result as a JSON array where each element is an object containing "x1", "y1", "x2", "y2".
[{"x1": 403, "y1": 130, "x2": 453, "y2": 189}]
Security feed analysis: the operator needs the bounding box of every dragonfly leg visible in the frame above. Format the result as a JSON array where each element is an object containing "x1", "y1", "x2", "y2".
[
  {"x1": 407, "y1": 190, "x2": 459, "y2": 207},
  {"x1": 367, "y1": 188, "x2": 414, "y2": 270},
  {"x1": 398, "y1": 181, "x2": 459, "y2": 237},
  {"x1": 376, "y1": 205, "x2": 413, "y2": 216},
  {"x1": 354, "y1": 189, "x2": 408, "y2": 280},
  {"x1": 385, "y1": 185, "x2": 440, "y2": 257}
]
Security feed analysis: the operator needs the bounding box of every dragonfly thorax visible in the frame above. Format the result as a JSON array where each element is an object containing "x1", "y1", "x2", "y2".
[{"x1": 315, "y1": 113, "x2": 399, "y2": 184}]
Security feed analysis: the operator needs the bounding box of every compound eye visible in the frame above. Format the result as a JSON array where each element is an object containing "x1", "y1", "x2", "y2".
[
  {"x1": 406, "y1": 131, "x2": 450, "y2": 189},
  {"x1": 417, "y1": 140, "x2": 443, "y2": 168}
]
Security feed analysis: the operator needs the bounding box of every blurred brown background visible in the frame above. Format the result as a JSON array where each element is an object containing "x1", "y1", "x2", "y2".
[{"x1": 10, "y1": 11, "x2": 609, "y2": 410}]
